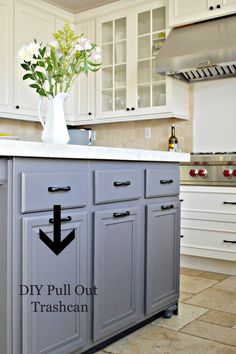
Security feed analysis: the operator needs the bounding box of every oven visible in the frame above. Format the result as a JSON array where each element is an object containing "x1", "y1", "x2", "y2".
[{"x1": 179, "y1": 152, "x2": 236, "y2": 272}]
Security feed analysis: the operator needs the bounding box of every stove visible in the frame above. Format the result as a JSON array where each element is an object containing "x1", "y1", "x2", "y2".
[{"x1": 180, "y1": 152, "x2": 236, "y2": 186}]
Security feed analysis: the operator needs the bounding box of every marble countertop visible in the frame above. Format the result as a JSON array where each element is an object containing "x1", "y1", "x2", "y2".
[{"x1": 0, "y1": 140, "x2": 190, "y2": 162}]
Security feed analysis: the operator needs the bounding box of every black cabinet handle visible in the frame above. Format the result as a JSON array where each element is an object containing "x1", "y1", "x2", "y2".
[
  {"x1": 114, "y1": 181, "x2": 131, "y2": 187},
  {"x1": 160, "y1": 179, "x2": 173, "y2": 184},
  {"x1": 179, "y1": 199, "x2": 184, "y2": 202},
  {"x1": 88, "y1": 112, "x2": 92, "y2": 115},
  {"x1": 216, "y1": 4, "x2": 221, "y2": 8},
  {"x1": 113, "y1": 211, "x2": 130, "y2": 218},
  {"x1": 126, "y1": 108, "x2": 130, "y2": 111},
  {"x1": 161, "y1": 205, "x2": 174, "y2": 210},
  {"x1": 48, "y1": 186, "x2": 71, "y2": 192},
  {"x1": 15, "y1": 105, "x2": 20, "y2": 109},
  {"x1": 180, "y1": 235, "x2": 184, "y2": 238},
  {"x1": 131, "y1": 107, "x2": 135, "y2": 111},
  {"x1": 223, "y1": 201, "x2": 236, "y2": 205},
  {"x1": 209, "y1": 6, "x2": 214, "y2": 10},
  {"x1": 49, "y1": 216, "x2": 72, "y2": 224},
  {"x1": 223, "y1": 240, "x2": 236, "y2": 244}
]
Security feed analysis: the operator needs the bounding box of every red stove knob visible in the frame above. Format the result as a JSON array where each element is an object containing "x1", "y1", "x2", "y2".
[
  {"x1": 223, "y1": 169, "x2": 233, "y2": 178},
  {"x1": 233, "y1": 170, "x2": 236, "y2": 177},
  {"x1": 189, "y1": 169, "x2": 198, "y2": 177},
  {"x1": 198, "y1": 168, "x2": 208, "y2": 178}
]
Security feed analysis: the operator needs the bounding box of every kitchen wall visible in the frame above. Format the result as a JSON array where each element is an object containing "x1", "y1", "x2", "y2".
[
  {"x1": 0, "y1": 118, "x2": 42, "y2": 141},
  {"x1": 193, "y1": 77, "x2": 236, "y2": 152}
]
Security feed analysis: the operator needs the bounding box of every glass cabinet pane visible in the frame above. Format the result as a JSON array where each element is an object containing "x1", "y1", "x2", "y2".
[
  {"x1": 115, "y1": 18, "x2": 126, "y2": 40},
  {"x1": 138, "y1": 86, "x2": 150, "y2": 108},
  {"x1": 115, "y1": 89, "x2": 126, "y2": 110},
  {"x1": 152, "y1": 84, "x2": 166, "y2": 106},
  {"x1": 138, "y1": 11, "x2": 150, "y2": 35},
  {"x1": 138, "y1": 60, "x2": 150, "y2": 84},
  {"x1": 153, "y1": 7, "x2": 166, "y2": 32},
  {"x1": 102, "y1": 21, "x2": 113, "y2": 43},
  {"x1": 152, "y1": 59, "x2": 164, "y2": 82},
  {"x1": 115, "y1": 65, "x2": 126, "y2": 88},
  {"x1": 115, "y1": 41, "x2": 126, "y2": 64},
  {"x1": 102, "y1": 67, "x2": 113, "y2": 89},
  {"x1": 102, "y1": 44, "x2": 113, "y2": 66},
  {"x1": 138, "y1": 36, "x2": 150, "y2": 60},
  {"x1": 102, "y1": 90, "x2": 113, "y2": 111},
  {"x1": 152, "y1": 32, "x2": 165, "y2": 56}
]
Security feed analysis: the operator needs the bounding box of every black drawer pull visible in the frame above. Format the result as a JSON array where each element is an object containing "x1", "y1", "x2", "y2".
[
  {"x1": 179, "y1": 199, "x2": 184, "y2": 202},
  {"x1": 48, "y1": 186, "x2": 71, "y2": 192},
  {"x1": 161, "y1": 205, "x2": 174, "y2": 210},
  {"x1": 223, "y1": 240, "x2": 236, "y2": 244},
  {"x1": 223, "y1": 201, "x2": 236, "y2": 205},
  {"x1": 180, "y1": 235, "x2": 184, "y2": 238},
  {"x1": 49, "y1": 216, "x2": 72, "y2": 224},
  {"x1": 113, "y1": 211, "x2": 130, "y2": 218},
  {"x1": 114, "y1": 181, "x2": 131, "y2": 187},
  {"x1": 160, "y1": 179, "x2": 173, "y2": 184}
]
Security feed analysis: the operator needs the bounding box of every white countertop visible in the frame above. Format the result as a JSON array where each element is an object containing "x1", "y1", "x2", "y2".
[{"x1": 0, "y1": 140, "x2": 190, "y2": 162}]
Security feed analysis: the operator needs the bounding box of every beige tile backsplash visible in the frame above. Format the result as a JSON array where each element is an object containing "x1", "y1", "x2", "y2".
[{"x1": 0, "y1": 115, "x2": 193, "y2": 152}]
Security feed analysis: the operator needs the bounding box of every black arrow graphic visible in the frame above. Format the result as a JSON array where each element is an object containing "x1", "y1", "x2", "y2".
[{"x1": 39, "y1": 205, "x2": 75, "y2": 255}]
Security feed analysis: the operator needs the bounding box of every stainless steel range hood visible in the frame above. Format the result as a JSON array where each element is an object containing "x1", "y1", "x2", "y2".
[{"x1": 155, "y1": 15, "x2": 236, "y2": 82}]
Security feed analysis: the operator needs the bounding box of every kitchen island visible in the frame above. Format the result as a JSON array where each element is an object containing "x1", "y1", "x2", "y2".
[{"x1": 0, "y1": 141, "x2": 189, "y2": 354}]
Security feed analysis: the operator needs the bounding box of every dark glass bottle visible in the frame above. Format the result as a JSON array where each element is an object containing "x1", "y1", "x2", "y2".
[{"x1": 168, "y1": 124, "x2": 178, "y2": 152}]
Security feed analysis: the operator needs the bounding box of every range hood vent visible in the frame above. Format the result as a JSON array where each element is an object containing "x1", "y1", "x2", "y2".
[{"x1": 156, "y1": 15, "x2": 236, "y2": 82}]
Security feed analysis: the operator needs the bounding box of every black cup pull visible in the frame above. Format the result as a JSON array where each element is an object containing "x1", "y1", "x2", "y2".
[
  {"x1": 113, "y1": 211, "x2": 130, "y2": 218},
  {"x1": 126, "y1": 108, "x2": 130, "y2": 111},
  {"x1": 209, "y1": 6, "x2": 214, "y2": 10},
  {"x1": 223, "y1": 201, "x2": 236, "y2": 205},
  {"x1": 161, "y1": 205, "x2": 174, "y2": 210},
  {"x1": 216, "y1": 4, "x2": 221, "y2": 8},
  {"x1": 223, "y1": 240, "x2": 236, "y2": 244},
  {"x1": 49, "y1": 216, "x2": 72, "y2": 224},
  {"x1": 114, "y1": 181, "x2": 131, "y2": 187},
  {"x1": 48, "y1": 186, "x2": 71, "y2": 192},
  {"x1": 160, "y1": 179, "x2": 173, "y2": 184}
]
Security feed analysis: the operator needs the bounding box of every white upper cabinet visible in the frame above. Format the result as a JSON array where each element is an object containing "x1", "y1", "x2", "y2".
[
  {"x1": 0, "y1": 0, "x2": 13, "y2": 113},
  {"x1": 14, "y1": 2, "x2": 55, "y2": 119},
  {"x1": 92, "y1": 0, "x2": 190, "y2": 124},
  {"x1": 169, "y1": 0, "x2": 236, "y2": 27},
  {"x1": 69, "y1": 20, "x2": 95, "y2": 125}
]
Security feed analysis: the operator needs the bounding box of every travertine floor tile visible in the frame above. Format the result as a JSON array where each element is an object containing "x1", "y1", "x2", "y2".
[
  {"x1": 214, "y1": 276, "x2": 236, "y2": 292},
  {"x1": 180, "y1": 274, "x2": 218, "y2": 294},
  {"x1": 200, "y1": 272, "x2": 229, "y2": 282},
  {"x1": 180, "y1": 291, "x2": 195, "y2": 302},
  {"x1": 185, "y1": 287, "x2": 236, "y2": 314},
  {"x1": 152, "y1": 303, "x2": 208, "y2": 331},
  {"x1": 181, "y1": 320, "x2": 236, "y2": 347},
  {"x1": 101, "y1": 326, "x2": 236, "y2": 353},
  {"x1": 180, "y1": 267, "x2": 204, "y2": 276},
  {"x1": 199, "y1": 310, "x2": 236, "y2": 327}
]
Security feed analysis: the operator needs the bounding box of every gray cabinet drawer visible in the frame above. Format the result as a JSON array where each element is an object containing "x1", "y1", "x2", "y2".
[
  {"x1": 94, "y1": 169, "x2": 141, "y2": 204},
  {"x1": 21, "y1": 172, "x2": 88, "y2": 213},
  {"x1": 145, "y1": 166, "x2": 179, "y2": 198}
]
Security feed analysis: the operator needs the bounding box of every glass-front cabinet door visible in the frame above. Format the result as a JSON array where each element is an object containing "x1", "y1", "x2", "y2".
[
  {"x1": 136, "y1": 3, "x2": 167, "y2": 113},
  {"x1": 96, "y1": 12, "x2": 131, "y2": 119}
]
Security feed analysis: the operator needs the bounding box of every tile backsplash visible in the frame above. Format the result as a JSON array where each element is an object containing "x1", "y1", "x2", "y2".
[{"x1": 0, "y1": 115, "x2": 192, "y2": 152}]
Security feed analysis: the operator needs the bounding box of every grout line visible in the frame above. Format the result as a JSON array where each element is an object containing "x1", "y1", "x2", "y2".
[{"x1": 197, "y1": 318, "x2": 236, "y2": 329}]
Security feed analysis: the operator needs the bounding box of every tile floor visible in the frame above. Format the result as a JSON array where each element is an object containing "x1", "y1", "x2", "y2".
[{"x1": 97, "y1": 268, "x2": 236, "y2": 354}]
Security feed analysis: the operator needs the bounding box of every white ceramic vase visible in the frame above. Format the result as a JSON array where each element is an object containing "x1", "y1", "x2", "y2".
[{"x1": 38, "y1": 93, "x2": 70, "y2": 144}]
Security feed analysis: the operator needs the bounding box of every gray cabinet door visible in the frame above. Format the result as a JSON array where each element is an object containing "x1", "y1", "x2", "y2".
[
  {"x1": 21, "y1": 211, "x2": 88, "y2": 354},
  {"x1": 94, "y1": 207, "x2": 141, "y2": 341},
  {"x1": 146, "y1": 201, "x2": 180, "y2": 315}
]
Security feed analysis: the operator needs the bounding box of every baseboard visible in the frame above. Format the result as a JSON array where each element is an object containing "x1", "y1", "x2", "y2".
[{"x1": 180, "y1": 255, "x2": 236, "y2": 275}]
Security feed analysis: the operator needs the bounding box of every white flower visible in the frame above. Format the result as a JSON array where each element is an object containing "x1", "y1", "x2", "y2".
[
  {"x1": 28, "y1": 42, "x2": 40, "y2": 56},
  {"x1": 75, "y1": 37, "x2": 92, "y2": 51},
  {"x1": 50, "y1": 40, "x2": 58, "y2": 48},
  {"x1": 43, "y1": 81, "x2": 50, "y2": 91},
  {"x1": 17, "y1": 45, "x2": 33, "y2": 62},
  {"x1": 90, "y1": 47, "x2": 101, "y2": 63}
]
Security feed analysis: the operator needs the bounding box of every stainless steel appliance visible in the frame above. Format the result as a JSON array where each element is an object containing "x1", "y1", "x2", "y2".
[
  {"x1": 155, "y1": 15, "x2": 236, "y2": 83},
  {"x1": 181, "y1": 152, "x2": 236, "y2": 186},
  {"x1": 68, "y1": 128, "x2": 92, "y2": 146}
]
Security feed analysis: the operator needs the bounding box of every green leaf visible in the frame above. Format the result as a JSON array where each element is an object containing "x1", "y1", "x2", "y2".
[
  {"x1": 23, "y1": 73, "x2": 34, "y2": 80},
  {"x1": 21, "y1": 63, "x2": 30, "y2": 71},
  {"x1": 29, "y1": 84, "x2": 39, "y2": 89},
  {"x1": 87, "y1": 60, "x2": 102, "y2": 67},
  {"x1": 35, "y1": 71, "x2": 47, "y2": 81},
  {"x1": 50, "y1": 48, "x2": 58, "y2": 70},
  {"x1": 37, "y1": 61, "x2": 45, "y2": 67}
]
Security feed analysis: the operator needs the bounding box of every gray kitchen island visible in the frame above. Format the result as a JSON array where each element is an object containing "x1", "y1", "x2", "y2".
[{"x1": 0, "y1": 141, "x2": 189, "y2": 354}]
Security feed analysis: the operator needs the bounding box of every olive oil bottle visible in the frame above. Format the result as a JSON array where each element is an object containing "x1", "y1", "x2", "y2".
[{"x1": 168, "y1": 124, "x2": 178, "y2": 152}]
